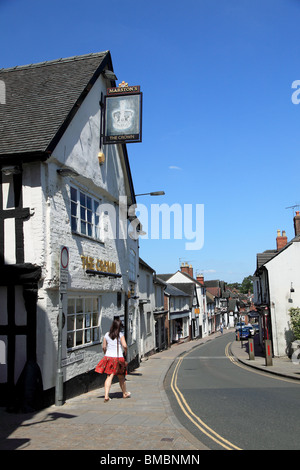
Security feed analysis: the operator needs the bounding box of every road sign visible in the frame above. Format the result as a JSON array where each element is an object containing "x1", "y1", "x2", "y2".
[
  {"x1": 56, "y1": 246, "x2": 69, "y2": 406},
  {"x1": 60, "y1": 246, "x2": 69, "y2": 284},
  {"x1": 60, "y1": 246, "x2": 69, "y2": 270}
]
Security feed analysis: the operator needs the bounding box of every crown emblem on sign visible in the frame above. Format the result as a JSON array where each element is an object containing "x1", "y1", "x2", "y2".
[
  {"x1": 119, "y1": 81, "x2": 128, "y2": 87},
  {"x1": 112, "y1": 100, "x2": 134, "y2": 131}
]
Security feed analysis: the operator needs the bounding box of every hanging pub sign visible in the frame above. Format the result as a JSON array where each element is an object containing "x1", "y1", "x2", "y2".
[{"x1": 103, "y1": 81, "x2": 142, "y2": 144}]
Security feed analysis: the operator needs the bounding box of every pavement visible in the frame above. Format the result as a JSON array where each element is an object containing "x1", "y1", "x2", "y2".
[{"x1": 1, "y1": 328, "x2": 299, "y2": 451}]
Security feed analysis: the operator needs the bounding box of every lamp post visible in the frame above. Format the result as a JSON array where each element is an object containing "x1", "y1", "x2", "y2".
[{"x1": 135, "y1": 191, "x2": 165, "y2": 197}]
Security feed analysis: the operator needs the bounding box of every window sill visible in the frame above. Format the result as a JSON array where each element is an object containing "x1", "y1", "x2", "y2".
[
  {"x1": 72, "y1": 230, "x2": 105, "y2": 245},
  {"x1": 67, "y1": 340, "x2": 102, "y2": 353}
]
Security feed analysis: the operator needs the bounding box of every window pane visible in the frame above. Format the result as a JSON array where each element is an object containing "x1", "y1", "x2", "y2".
[
  {"x1": 71, "y1": 216, "x2": 77, "y2": 232},
  {"x1": 76, "y1": 299, "x2": 83, "y2": 313},
  {"x1": 68, "y1": 298, "x2": 75, "y2": 314},
  {"x1": 67, "y1": 315, "x2": 75, "y2": 331},
  {"x1": 87, "y1": 196, "x2": 92, "y2": 210},
  {"x1": 85, "y1": 330, "x2": 91, "y2": 343},
  {"x1": 92, "y1": 312, "x2": 98, "y2": 327},
  {"x1": 95, "y1": 225, "x2": 100, "y2": 240},
  {"x1": 76, "y1": 330, "x2": 83, "y2": 346},
  {"x1": 87, "y1": 209, "x2": 92, "y2": 223},
  {"x1": 87, "y1": 223, "x2": 92, "y2": 237},
  {"x1": 71, "y1": 201, "x2": 77, "y2": 216},
  {"x1": 81, "y1": 221, "x2": 86, "y2": 234},
  {"x1": 85, "y1": 313, "x2": 91, "y2": 327},
  {"x1": 67, "y1": 332, "x2": 74, "y2": 349},
  {"x1": 85, "y1": 298, "x2": 92, "y2": 312},
  {"x1": 70, "y1": 187, "x2": 77, "y2": 202},
  {"x1": 80, "y1": 192, "x2": 85, "y2": 206},
  {"x1": 76, "y1": 314, "x2": 84, "y2": 329},
  {"x1": 80, "y1": 206, "x2": 86, "y2": 220},
  {"x1": 93, "y1": 328, "x2": 99, "y2": 342}
]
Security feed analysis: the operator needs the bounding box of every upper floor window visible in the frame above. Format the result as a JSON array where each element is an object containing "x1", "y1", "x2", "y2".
[{"x1": 71, "y1": 187, "x2": 101, "y2": 240}]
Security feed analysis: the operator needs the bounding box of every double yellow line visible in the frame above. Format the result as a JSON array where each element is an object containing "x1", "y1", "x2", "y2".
[{"x1": 170, "y1": 346, "x2": 242, "y2": 451}]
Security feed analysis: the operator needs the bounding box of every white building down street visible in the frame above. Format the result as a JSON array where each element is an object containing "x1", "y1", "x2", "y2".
[{"x1": 254, "y1": 213, "x2": 300, "y2": 357}]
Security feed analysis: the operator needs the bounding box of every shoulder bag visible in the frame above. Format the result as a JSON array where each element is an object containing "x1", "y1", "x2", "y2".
[{"x1": 116, "y1": 336, "x2": 128, "y2": 375}]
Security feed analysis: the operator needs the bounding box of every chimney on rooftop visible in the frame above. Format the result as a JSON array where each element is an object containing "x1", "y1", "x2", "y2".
[
  {"x1": 276, "y1": 229, "x2": 287, "y2": 251},
  {"x1": 181, "y1": 262, "x2": 194, "y2": 278},
  {"x1": 294, "y1": 211, "x2": 300, "y2": 236},
  {"x1": 197, "y1": 274, "x2": 204, "y2": 285}
]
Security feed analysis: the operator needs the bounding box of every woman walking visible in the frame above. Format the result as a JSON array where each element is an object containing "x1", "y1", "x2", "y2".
[{"x1": 95, "y1": 318, "x2": 131, "y2": 402}]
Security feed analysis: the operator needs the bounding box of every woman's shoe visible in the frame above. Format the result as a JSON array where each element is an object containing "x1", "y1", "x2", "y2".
[
  {"x1": 123, "y1": 392, "x2": 131, "y2": 399},
  {"x1": 104, "y1": 397, "x2": 111, "y2": 402}
]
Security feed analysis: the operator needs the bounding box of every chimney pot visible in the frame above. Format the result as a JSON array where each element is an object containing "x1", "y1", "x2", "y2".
[
  {"x1": 276, "y1": 229, "x2": 287, "y2": 251},
  {"x1": 294, "y1": 211, "x2": 300, "y2": 237},
  {"x1": 181, "y1": 262, "x2": 193, "y2": 278}
]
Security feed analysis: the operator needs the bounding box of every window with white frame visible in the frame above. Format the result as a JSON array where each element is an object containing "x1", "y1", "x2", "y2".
[
  {"x1": 67, "y1": 296, "x2": 102, "y2": 350},
  {"x1": 70, "y1": 186, "x2": 101, "y2": 240}
]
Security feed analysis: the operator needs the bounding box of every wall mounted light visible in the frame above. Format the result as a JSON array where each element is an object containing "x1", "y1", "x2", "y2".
[
  {"x1": 102, "y1": 70, "x2": 118, "y2": 81},
  {"x1": 98, "y1": 151, "x2": 105, "y2": 164}
]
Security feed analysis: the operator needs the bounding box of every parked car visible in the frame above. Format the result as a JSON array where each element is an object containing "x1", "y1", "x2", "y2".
[
  {"x1": 236, "y1": 326, "x2": 251, "y2": 340},
  {"x1": 235, "y1": 322, "x2": 245, "y2": 330},
  {"x1": 245, "y1": 324, "x2": 255, "y2": 336}
]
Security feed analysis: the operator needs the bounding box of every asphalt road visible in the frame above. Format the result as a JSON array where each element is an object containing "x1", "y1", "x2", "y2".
[{"x1": 164, "y1": 332, "x2": 300, "y2": 450}]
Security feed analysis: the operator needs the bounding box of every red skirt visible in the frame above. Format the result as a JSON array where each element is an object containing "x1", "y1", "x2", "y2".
[{"x1": 95, "y1": 356, "x2": 127, "y2": 375}]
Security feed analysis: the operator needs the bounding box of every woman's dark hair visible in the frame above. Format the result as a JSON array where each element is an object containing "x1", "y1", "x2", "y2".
[{"x1": 109, "y1": 318, "x2": 123, "y2": 340}]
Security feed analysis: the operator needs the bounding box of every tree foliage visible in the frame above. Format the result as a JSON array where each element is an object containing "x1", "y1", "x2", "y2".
[
  {"x1": 240, "y1": 275, "x2": 253, "y2": 294},
  {"x1": 289, "y1": 307, "x2": 300, "y2": 340},
  {"x1": 227, "y1": 276, "x2": 253, "y2": 294}
]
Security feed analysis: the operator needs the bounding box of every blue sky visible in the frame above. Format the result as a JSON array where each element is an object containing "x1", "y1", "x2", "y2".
[{"x1": 1, "y1": 0, "x2": 300, "y2": 283}]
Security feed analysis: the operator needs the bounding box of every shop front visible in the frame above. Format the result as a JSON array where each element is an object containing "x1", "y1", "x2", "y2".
[{"x1": 170, "y1": 312, "x2": 190, "y2": 343}]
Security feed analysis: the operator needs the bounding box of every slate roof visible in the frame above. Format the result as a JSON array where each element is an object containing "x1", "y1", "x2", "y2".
[
  {"x1": 164, "y1": 284, "x2": 189, "y2": 297},
  {"x1": 256, "y1": 250, "x2": 277, "y2": 270},
  {"x1": 0, "y1": 51, "x2": 112, "y2": 159},
  {"x1": 255, "y1": 234, "x2": 300, "y2": 272},
  {"x1": 206, "y1": 291, "x2": 215, "y2": 304},
  {"x1": 171, "y1": 283, "x2": 195, "y2": 296},
  {"x1": 156, "y1": 274, "x2": 173, "y2": 282}
]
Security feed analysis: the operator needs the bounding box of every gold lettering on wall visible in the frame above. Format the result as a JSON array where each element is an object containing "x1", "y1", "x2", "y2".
[{"x1": 81, "y1": 255, "x2": 116, "y2": 274}]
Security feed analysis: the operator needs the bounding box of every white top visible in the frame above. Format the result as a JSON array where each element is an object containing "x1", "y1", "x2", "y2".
[{"x1": 104, "y1": 332, "x2": 124, "y2": 358}]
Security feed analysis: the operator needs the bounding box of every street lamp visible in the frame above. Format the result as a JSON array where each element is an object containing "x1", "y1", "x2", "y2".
[{"x1": 135, "y1": 191, "x2": 165, "y2": 196}]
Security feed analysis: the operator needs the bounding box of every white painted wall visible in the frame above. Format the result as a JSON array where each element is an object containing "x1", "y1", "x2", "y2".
[
  {"x1": 265, "y1": 242, "x2": 300, "y2": 356},
  {"x1": 19, "y1": 74, "x2": 139, "y2": 391},
  {"x1": 167, "y1": 270, "x2": 206, "y2": 337},
  {"x1": 138, "y1": 263, "x2": 155, "y2": 357}
]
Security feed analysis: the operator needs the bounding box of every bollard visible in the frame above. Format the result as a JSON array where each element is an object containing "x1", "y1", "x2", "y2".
[
  {"x1": 265, "y1": 339, "x2": 273, "y2": 366},
  {"x1": 248, "y1": 337, "x2": 255, "y2": 360}
]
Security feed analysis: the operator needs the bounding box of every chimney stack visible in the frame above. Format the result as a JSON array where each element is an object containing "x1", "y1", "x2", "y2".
[
  {"x1": 197, "y1": 274, "x2": 204, "y2": 285},
  {"x1": 181, "y1": 262, "x2": 194, "y2": 278},
  {"x1": 276, "y1": 229, "x2": 288, "y2": 251},
  {"x1": 294, "y1": 211, "x2": 300, "y2": 236}
]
